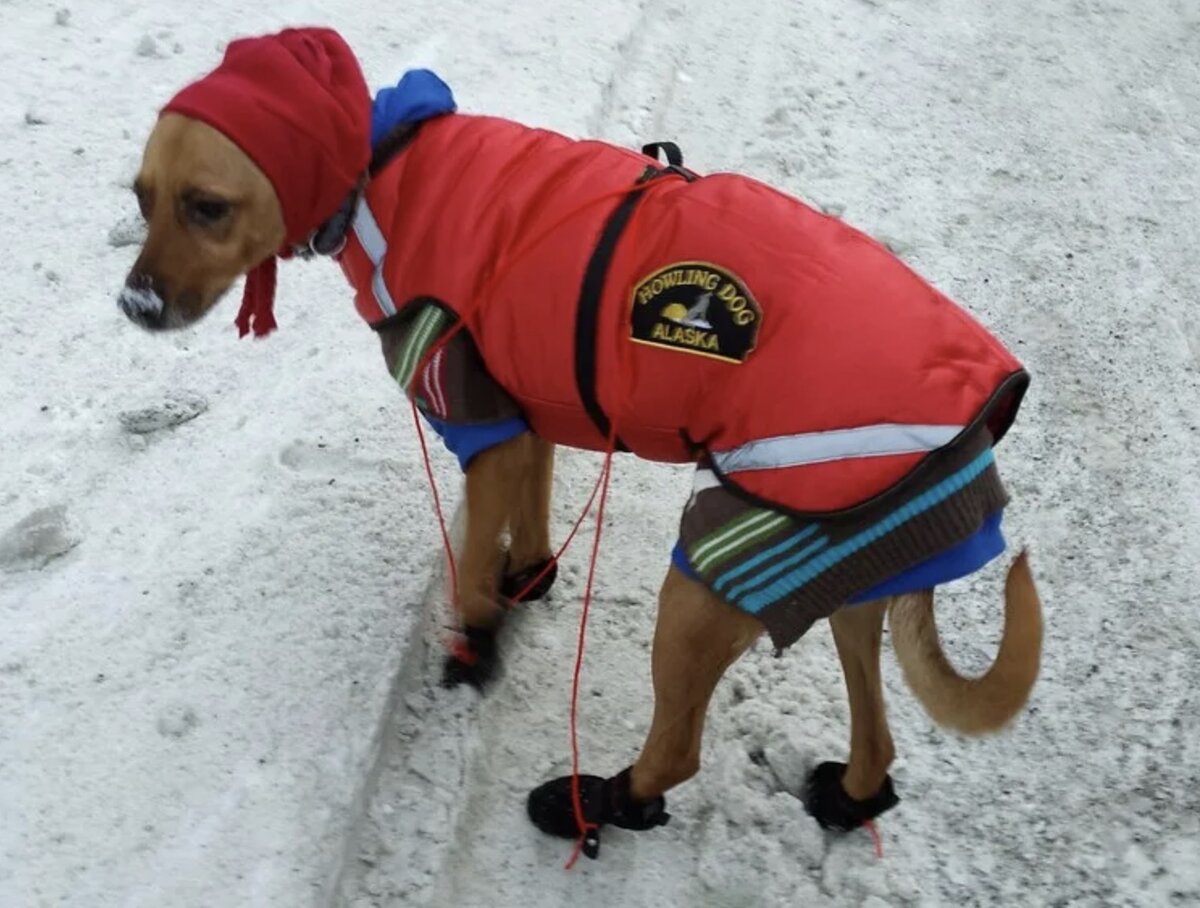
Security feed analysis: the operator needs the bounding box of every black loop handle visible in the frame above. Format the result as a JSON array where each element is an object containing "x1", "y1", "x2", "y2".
[{"x1": 641, "y1": 141, "x2": 684, "y2": 167}]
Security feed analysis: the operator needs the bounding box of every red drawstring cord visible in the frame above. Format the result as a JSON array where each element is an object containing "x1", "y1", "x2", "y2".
[
  {"x1": 403, "y1": 180, "x2": 642, "y2": 641},
  {"x1": 411, "y1": 396, "x2": 460, "y2": 603},
  {"x1": 413, "y1": 388, "x2": 614, "y2": 648},
  {"x1": 563, "y1": 443, "x2": 617, "y2": 869},
  {"x1": 865, "y1": 819, "x2": 884, "y2": 859},
  {"x1": 411, "y1": 388, "x2": 617, "y2": 869},
  {"x1": 404, "y1": 174, "x2": 668, "y2": 867},
  {"x1": 401, "y1": 182, "x2": 638, "y2": 646},
  {"x1": 562, "y1": 183, "x2": 651, "y2": 868}
]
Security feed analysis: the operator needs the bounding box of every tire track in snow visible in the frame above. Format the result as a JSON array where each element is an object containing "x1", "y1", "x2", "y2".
[
  {"x1": 325, "y1": 509, "x2": 467, "y2": 907},
  {"x1": 585, "y1": 0, "x2": 685, "y2": 142},
  {"x1": 585, "y1": 0, "x2": 656, "y2": 137}
]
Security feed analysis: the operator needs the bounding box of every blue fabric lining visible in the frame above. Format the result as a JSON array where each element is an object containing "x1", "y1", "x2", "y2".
[
  {"x1": 421, "y1": 414, "x2": 529, "y2": 471},
  {"x1": 847, "y1": 509, "x2": 1006, "y2": 602},
  {"x1": 671, "y1": 509, "x2": 1006, "y2": 602},
  {"x1": 671, "y1": 540, "x2": 698, "y2": 579}
]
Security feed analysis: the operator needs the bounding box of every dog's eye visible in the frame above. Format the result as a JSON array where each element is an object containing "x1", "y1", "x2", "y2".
[
  {"x1": 133, "y1": 181, "x2": 152, "y2": 219},
  {"x1": 186, "y1": 197, "x2": 231, "y2": 227}
]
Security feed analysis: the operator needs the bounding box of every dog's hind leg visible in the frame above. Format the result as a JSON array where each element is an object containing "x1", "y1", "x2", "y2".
[
  {"x1": 803, "y1": 597, "x2": 902, "y2": 830},
  {"x1": 526, "y1": 565, "x2": 762, "y2": 850},
  {"x1": 830, "y1": 599, "x2": 894, "y2": 798},
  {"x1": 501, "y1": 436, "x2": 557, "y2": 603},
  {"x1": 629, "y1": 566, "x2": 763, "y2": 800}
]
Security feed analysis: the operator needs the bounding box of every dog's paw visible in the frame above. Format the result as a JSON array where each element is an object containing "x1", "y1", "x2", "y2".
[
  {"x1": 440, "y1": 625, "x2": 500, "y2": 690},
  {"x1": 500, "y1": 557, "x2": 558, "y2": 604},
  {"x1": 526, "y1": 767, "x2": 670, "y2": 859},
  {"x1": 802, "y1": 761, "x2": 899, "y2": 832}
]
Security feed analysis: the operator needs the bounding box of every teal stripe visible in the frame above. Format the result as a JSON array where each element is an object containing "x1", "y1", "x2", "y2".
[
  {"x1": 738, "y1": 448, "x2": 996, "y2": 614},
  {"x1": 725, "y1": 536, "x2": 830, "y2": 600},
  {"x1": 713, "y1": 524, "x2": 821, "y2": 593}
]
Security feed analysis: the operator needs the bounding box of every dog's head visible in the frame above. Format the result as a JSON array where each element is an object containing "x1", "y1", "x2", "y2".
[
  {"x1": 117, "y1": 27, "x2": 372, "y2": 335},
  {"x1": 118, "y1": 113, "x2": 285, "y2": 331}
]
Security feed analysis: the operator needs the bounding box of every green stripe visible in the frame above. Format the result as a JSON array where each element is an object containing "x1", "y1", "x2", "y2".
[
  {"x1": 390, "y1": 308, "x2": 431, "y2": 385},
  {"x1": 397, "y1": 308, "x2": 444, "y2": 386},
  {"x1": 690, "y1": 509, "x2": 783, "y2": 564},
  {"x1": 692, "y1": 513, "x2": 791, "y2": 573},
  {"x1": 690, "y1": 509, "x2": 774, "y2": 561},
  {"x1": 394, "y1": 308, "x2": 447, "y2": 390}
]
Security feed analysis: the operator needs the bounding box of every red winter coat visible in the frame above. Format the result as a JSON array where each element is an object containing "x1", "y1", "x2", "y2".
[{"x1": 338, "y1": 113, "x2": 1027, "y2": 514}]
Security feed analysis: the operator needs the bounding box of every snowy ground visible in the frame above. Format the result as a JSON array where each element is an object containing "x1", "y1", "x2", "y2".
[{"x1": 2, "y1": 0, "x2": 1199, "y2": 906}]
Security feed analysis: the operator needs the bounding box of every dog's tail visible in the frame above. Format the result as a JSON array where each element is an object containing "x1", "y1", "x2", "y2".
[{"x1": 888, "y1": 551, "x2": 1043, "y2": 735}]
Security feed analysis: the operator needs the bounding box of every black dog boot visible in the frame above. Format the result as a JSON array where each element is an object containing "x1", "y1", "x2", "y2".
[
  {"x1": 500, "y1": 556, "x2": 558, "y2": 604},
  {"x1": 441, "y1": 624, "x2": 500, "y2": 690},
  {"x1": 802, "y1": 761, "x2": 900, "y2": 831},
  {"x1": 527, "y1": 766, "x2": 670, "y2": 859}
]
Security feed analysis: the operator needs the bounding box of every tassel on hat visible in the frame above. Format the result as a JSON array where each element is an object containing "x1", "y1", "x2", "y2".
[{"x1": 236, "y1": 256, "x2": 279, "y2": 339}]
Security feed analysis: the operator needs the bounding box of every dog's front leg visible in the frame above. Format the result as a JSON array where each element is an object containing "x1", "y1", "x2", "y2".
[
  {"x1": 443, "y1": 433, "x2": 534, "y2": 689},
  {"x1": 527, "y1": 566, "x2": 762, "y2": 856},
  {"x1": 500, "y1": 436, "x2": 558, "y2": 603},
  {"x1": 804, "y1": 597, "x2": 901, "y2": 830}
]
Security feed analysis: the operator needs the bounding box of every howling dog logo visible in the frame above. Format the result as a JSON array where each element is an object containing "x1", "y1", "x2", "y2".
[
  {"x1": 630, "y1": 262, "x2": 761, "y2": 363},
  {"x1": 661, "y1": 293, "x2": 714, "y2": 329}
]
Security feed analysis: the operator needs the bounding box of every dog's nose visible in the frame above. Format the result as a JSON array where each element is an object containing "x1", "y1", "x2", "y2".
[{"x1": 118, "y1": 274, "x2": 165, "y2": 328}]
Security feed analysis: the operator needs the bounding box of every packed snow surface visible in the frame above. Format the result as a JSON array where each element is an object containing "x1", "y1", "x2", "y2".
[{"x1": 2, "y1": 1, "x2": 1198, "y2": 906}]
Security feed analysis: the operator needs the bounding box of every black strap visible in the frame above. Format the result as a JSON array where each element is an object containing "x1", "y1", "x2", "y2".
[
  {"x1": 641, "y1": 141, "x2": 684, "y2": 167},
  {"x1": 574, "y1": 189, "x2": 648, "y2": 451},
  {"x1": 369, "y1": 121, "x2": 425, "y2": 176},
  {"x1": 300, "y1": 121, "x2": 428, "y2": 259}
]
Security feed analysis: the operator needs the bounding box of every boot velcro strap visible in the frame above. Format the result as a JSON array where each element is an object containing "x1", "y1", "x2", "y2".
[{"x1": 603, "y1": 767, "x2": 670, "y2": 831}]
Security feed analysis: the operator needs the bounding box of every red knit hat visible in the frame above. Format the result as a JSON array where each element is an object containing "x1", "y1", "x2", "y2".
[{"x1": 162, "y1": 28, "x2": 372, "y2": 337}]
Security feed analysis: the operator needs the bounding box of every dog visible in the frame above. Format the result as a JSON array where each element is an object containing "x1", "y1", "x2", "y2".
[{"x1": 118, "y1": 28, "x2": 1043, "y2": 857}]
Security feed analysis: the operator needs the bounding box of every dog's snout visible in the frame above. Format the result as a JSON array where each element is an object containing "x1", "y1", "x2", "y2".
[{"x1": 117, "y1": 273, "x2": 166, "y2": 328}]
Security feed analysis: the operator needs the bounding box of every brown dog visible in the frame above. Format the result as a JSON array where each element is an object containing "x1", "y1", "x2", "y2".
[{"x1": 120, "y1": 36, "x2": 1042, "y2": 857}]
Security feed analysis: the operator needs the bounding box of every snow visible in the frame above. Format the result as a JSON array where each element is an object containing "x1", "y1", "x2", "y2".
[{"x1": 2, "y1": 0, "x2": 1199, "y2": 906}]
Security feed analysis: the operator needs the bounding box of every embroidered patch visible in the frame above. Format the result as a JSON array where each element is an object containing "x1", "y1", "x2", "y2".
[{"x1": 630, "y1": 262, "x2": 761, "y2": 363}]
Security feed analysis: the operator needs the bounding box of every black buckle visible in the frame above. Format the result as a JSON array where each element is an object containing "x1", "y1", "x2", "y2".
[{"x1": 294, "y1": 183, "x2": 362, "y2": 259}]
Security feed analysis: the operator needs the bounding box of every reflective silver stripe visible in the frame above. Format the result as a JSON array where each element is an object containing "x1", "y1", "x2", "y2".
[
  {"x1": 371, "y1": 267, "x2": 398, "y2": 318},
  {"x1": 352, "y1": 201, "x2": 387, "y2": 265},
  {"x1": 352, "y1": 200, "x2": 397, "y2": 317},
  {"x1": 712, "y1": 424, "x2": 963, "y2": 474}
]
